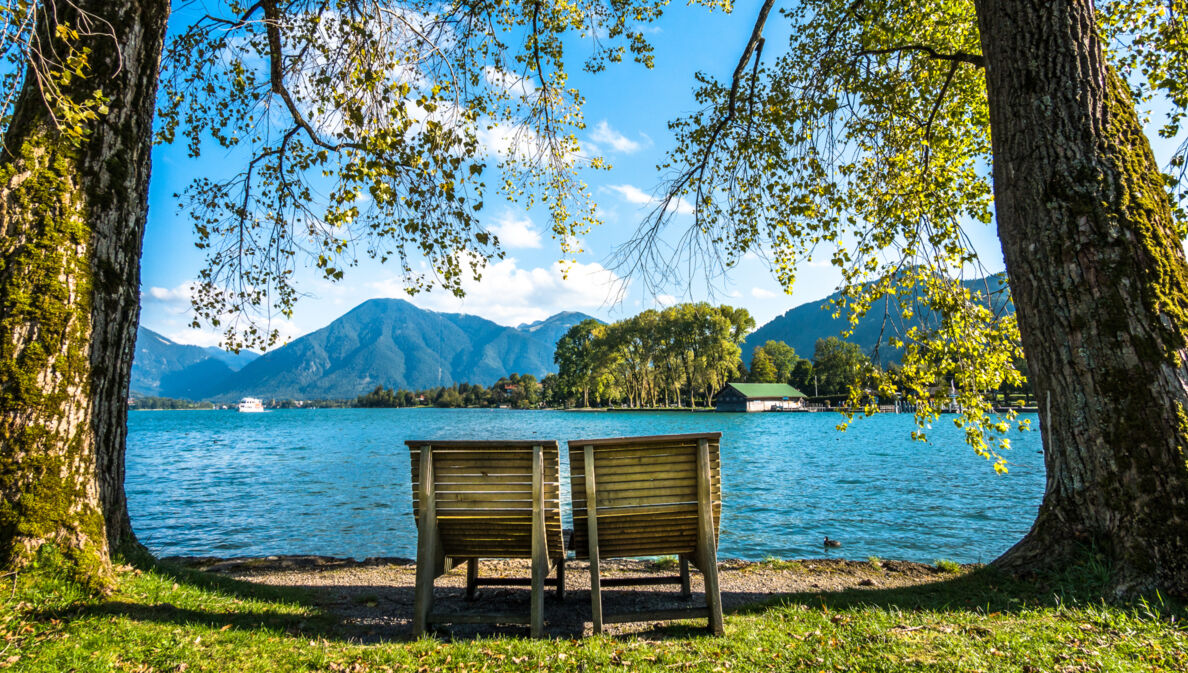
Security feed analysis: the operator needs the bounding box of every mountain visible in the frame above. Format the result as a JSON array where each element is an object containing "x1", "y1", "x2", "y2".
[
  {"x1": 515, "y1": 311, "x2": 601, "y2": 346},
  {"x1": 130, "y1": 327, "x2": 258, "y2": 397},
  {"x1": 744, "y1": 274, "x2": 1012, "y2": 363},
  {"x1": 205, "y1": 300, "x2": 597, "y2": 401}
]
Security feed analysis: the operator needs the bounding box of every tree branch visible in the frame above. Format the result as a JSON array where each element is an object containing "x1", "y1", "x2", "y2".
[
  {"x1": 922, "y1": 60, "x2": 959, "y2": 172},
  {"x1": 261, "y1": 0, "x2": 361, "y2": 152},
  {"x1": 200, "y1": 1, "x2": 266, "y2": 30},
  {"x1": 531, "y1": 1, "x2": 552, "y2": 131},
  {"x1": 662, "y1": 0, "x2": 777, "y2": 225},
  {"x1": 856, "y1": 44, "x2": 985, "y2": 68}
]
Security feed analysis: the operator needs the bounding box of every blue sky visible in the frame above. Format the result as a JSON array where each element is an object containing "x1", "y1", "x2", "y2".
[
  {"x1": 139, "y1": 2, "x2": 865, "y2": 348},
  {"x1": 139, "y1": 2, "x2": 1154, "y2": 348}
]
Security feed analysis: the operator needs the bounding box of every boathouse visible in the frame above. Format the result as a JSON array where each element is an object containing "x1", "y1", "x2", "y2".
[{"x1": 715, "y1": 383, "x2": 808, "y2": 412}]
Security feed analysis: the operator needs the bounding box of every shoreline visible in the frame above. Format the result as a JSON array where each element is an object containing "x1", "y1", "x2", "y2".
[{"x1": 160, "y1": 554, "x2": 965, "y2": 638}]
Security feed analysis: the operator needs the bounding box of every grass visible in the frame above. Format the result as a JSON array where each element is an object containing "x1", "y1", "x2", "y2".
[
  {"x1": 650, "y1": 556, "x2": 680, "y2": 571},
  {"x1": 934, "y1": 559, "x2": 962, "y2": 574},
  {"x1": 761, "y1": 556, "x2": 805, "y2": 572},
  {"x1": 3, "y1": 555, "x2": 1187, "y2": 672}
]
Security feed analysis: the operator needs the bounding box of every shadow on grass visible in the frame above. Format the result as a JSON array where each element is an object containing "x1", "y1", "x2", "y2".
[
  {"x1": 736, "y1": 561, "x2": 1187, "y2": 622},
  {"x1": 31, "y1": 556, "x2": 1185, "y2": 644},
  {"x1": 735, "y1": 565, "x2": 1033, "y2": 618},
  {"x1": 609, "y1": 559, "x2": 1188, "y2": 641}
]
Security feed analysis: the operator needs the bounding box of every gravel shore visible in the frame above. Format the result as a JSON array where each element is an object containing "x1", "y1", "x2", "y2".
[{"x1": 164, "y1": 555, "x2": 959, "y2": 639}]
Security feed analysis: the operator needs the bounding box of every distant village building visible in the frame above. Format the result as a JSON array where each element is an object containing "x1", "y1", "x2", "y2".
[{"x1": 715, "y1": 383, "x2": 808, "y2": 412}]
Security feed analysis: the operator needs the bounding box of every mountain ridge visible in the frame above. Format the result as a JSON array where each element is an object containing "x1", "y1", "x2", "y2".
[
  {"x1": 134, "y1": 275, "x2": 1007, "y2": 401},
  {"x1": 131, "y1": 327, "x2": 259, "y2": 397},
  {"x1": 742, "y1": 274, "x2": 1012, "y2": 363},
  {"x1": 134, "y1": 300, "x2": 597, "y2": 401}
]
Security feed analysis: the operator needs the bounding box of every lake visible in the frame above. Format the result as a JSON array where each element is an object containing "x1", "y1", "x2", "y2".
[{"x1": 126, "y1": 408, "x2": 1044, "y2": 564}]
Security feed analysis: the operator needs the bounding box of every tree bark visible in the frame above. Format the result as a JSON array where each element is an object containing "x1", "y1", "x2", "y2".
[
  {"x1": 977, "y1": 0, "x2": 1188, "y2": 596},
  {"x1": 0, "y1": 0, "x2": 170, "y2": 589}
]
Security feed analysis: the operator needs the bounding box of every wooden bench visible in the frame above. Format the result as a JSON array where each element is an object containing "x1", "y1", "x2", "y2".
[
  {"x1": 568, "y1": 432, "x2": 724, "y2": 635},
  {"x1": 406, "y1": 440, "x2": 566, "y2": 637}
]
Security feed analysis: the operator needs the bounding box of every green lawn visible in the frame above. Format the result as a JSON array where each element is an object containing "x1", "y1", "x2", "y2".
[{"x1": 3, "y1": 553, "x2": 1185, "y2": 672}]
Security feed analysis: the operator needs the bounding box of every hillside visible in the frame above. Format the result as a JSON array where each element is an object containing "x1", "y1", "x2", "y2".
[
  {"x1": 744, "y1": 274, "x2": 1012, "y2": 363},
  {"x1": 130, "y1": 327, "x2": 258, "y2": 397},
  {"x1": 516, "y1": 311, "x2": 601, "y2": 346},
  {"x1": 203, "y1": 299, "x2": 595, "y2": 400}
]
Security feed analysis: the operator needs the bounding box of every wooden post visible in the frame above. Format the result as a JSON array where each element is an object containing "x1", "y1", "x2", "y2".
[
  {"x1": 584, "y1": 444, "x2": 603, "y2": 634},
  {"x1": 413, "y1": 444, "x2": 437, "y2": 636},
  {"x1": 530, "y1": 444, "x2": 547, "y2": 638},
  {"x1": 679, "y1": 555, "x2": 691, "y2": 599},
  {"x1": 696, "y1": 438, "x2": 724, "y2": 635},
  {"x1": 466, "y1": 558, "x2": 478, "y2": 601}
]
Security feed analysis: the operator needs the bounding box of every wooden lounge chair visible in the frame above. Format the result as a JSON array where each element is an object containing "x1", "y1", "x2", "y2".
[
  {"x1": 406, "y1": 440, "x2": 566, "y2": 637},
  {"x1": 568, "y1": 432, "x2": 724, "y2": 635}
]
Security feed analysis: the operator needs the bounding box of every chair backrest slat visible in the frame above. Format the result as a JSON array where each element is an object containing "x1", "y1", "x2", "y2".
[
  {"x1": 407, "y1": 440, "x2": 564, "y2": 560},
  {"x1": 569, "y1": 432, "x2": 721, "y2": 559}
]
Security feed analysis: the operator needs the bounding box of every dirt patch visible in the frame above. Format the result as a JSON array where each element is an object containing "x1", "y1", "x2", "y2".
[{"x1": 164, "y1": 555, "x2": 960, "y2": 639}]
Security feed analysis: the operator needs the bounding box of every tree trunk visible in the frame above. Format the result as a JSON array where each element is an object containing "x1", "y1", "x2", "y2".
[
  {"x1": 0, "y1": 0, "x2": 170, "y2": 589},
  {"x1": 977, "y1": 0, "x2": 1188, "y2": 596}
]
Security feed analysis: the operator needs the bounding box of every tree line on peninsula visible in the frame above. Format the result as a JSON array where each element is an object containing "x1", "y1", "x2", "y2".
[{"x1": 347, "y1": 300, "x2": 1034, "y2": 411}]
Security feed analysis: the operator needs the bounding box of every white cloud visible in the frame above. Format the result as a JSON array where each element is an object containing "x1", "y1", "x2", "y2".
[
  {"x1": 142, "y1": 280, "x2": 314, "y2": 350},
  {"x1": 371, "y1": 259, "x2": 627, "y2": 325},
  {"x1": 589, "y1": 120, "x2": 648, "y2": 154},
  {"x1": 605, "y1": 183, "x2": 652, "y2": 205},
  {"x1": 751, "y1": 287, "x2": 780, "y2": 299},
  {"x1": 479, "y1": 123, "x2": 580, "y2": 166},
  {"x1": 605, "y1": 184, "x2": 694, "y2": 216},
  {"x1": 561, "y1": 234, "x2": 585, "y2": 254},
  {"x1": 487, "y1": 212, "x2": 543, "y2": 249},
  {"x1": 581, "y1": 140, "x2": 600, "y2": 156},
  {"x1": 162, "y1": 327, "x2": 223, "y2": 348},
  {"x1": 142, "y1": 283, "x2": 195, "y2": 313},
  {"x1": 483, "y1": 66, "x2": 537, "y2": 98},
  {"x1": 655, "y1": 294, "x2": 677, "y2": 307},
  {"x1": 158, "y1": 316, "x2": 306, "y2": 351}
]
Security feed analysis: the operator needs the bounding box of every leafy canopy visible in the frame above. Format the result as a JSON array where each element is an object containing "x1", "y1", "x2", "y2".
[
  {"x1": 626, "y1": 0, "x2": 1188, "y2": 469},
  {"x1": 0, "y1": 3, "x2": 114, "y2": 147},
  {"x1": 554, "y1": 302, "x2": 753, "y2": 407},
  {"x1": 157, "y1": 0, "x2": 727, "y2": 350},
  {"x1": 750, "y1": 339, "x2": 797, "y2": 383}
]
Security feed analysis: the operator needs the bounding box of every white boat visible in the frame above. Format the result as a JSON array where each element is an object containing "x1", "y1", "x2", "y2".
[{"x1": 237, "y1": 397, "x2": 265, "y2": 413}]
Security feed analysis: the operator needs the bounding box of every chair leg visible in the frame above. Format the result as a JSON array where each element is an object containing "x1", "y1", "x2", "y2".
[
  {"x1": 589, "y1": 555, "x2": 603, "y2": 634},
  {"x1": 584, "y1": 444, "x2": 603, "y2": 634},
  {"x1": 695, "y1": 437, "x2": 724, "y2": 636},
  {"x1": 679, "y1": 555, "x2": 691, "y2": 599},
  {"x1": 412, "y1": 544, "x2": 435, "y2": 635},
  {"x1": 466, "y1": 558, "x2": 478, "y2": 601},
  {"x1": 412, "y1": 520, "x2": 437, "y2": 636},
  {"x1": 556, "y1": 558, "x2": 566, "y2": 600},
  {"x1": 701, "y1": 547, "x2": 724, "y2": 635},
  {"x1": 413, "y1": 447, "x2": 437, "y2": 637},
  {"x1": 530, "y1": 444, "x2": 547, "y2": 638},
  {"x1": 531, "y1": 559, "x2": 546, "y2": 637}
]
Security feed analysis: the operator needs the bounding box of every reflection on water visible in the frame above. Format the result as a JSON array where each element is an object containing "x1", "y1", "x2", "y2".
[{"x1": 126, "y1": 408, "x2": 1043, "y2": 562}]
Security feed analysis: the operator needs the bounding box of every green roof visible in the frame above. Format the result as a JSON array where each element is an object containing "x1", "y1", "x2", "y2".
[{"x1": 724, "y1": 383, "x2": 807, "y2": 398}]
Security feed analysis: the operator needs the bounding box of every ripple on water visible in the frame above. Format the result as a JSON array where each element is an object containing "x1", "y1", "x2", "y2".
[{"x1": 126, "y1": 407, "x2": 1043, "y2": 562}]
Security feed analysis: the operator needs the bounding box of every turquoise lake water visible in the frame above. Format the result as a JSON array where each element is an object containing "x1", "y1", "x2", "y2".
[{"x1": 125, "y1": 408, "x2": 1045, "y2": 563}]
